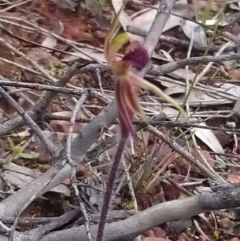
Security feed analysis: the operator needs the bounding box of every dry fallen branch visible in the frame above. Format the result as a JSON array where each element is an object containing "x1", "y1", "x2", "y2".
[
  {"x1": 32, "y1": 183, "x2": 240, "y2": 241},
  {"x1": 0, "y1": 1, "x2": 240, "y2": 241},
  {"x1": 147, "y1": 125, "x2": 225, "y2": 182},
  {"x1": 43, "y1": 114, "x2": 240, "y2": 135},
  {"x1": 65, "y1": 90, "x2": 92, "y2": 241},
  {"x1": 153, "y1": 52, "x2": 240, "y2": 76},
  {"x1": 127, "y1": 25, "x2": 236, "y2": 53},
  {"x1": 0, "y1": 101, "x2": 118, "y2": 218},
  {"x1": 0, "y1": 87, "x2": 57, "y2": 156},
  {"x1": 0, "y1": 61, "x2": 91, "y2": 137},
  {"x1": 1, "y1": 183, "x2": 239, "y2": 241}
]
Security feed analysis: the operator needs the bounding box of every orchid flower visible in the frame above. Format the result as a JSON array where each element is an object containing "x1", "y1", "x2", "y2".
[
  {"x1": 104, "y1": 5, "x2": 184, "y2": 137},
  {"x1": 97, "y1": 4, "x2": 186, "y2": 241}
]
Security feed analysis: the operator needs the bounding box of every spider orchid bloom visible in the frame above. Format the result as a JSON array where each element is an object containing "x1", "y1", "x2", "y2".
[{"x1": 105, "y1": 5, "x2": 184, "y2": 137}]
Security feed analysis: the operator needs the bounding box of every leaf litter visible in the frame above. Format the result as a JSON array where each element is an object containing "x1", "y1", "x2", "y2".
[{"x1": 0, "y1": 0, "x2": 240, "y2": 240}]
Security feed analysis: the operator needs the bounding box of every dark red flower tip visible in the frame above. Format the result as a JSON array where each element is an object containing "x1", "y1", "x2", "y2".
[{"x1": 122, "y1": 45, "x2": 149, "y2": 70}]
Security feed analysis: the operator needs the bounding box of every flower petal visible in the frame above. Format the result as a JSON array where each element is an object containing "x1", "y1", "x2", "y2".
[
  {"x1": 115, "y1": 79, "x2": 134, "y2": 136},
  {"x1": 104, "y1": 0, "x2": 128, "y2": 63},
  {"x1": 112, "y1": 60, "x2": 131, "y2": 77},
  {"x1": 108, "y1": 33, "x2": 129, "y2": 64},
  {"x1": 122, "y1": 78, "x2": 148, "y2": 123},
  {"x1": 129, "y1": 72, "x2": 186, "y2": 115}
]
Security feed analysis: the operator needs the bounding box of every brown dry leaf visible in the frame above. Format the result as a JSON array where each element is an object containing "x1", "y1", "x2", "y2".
[
  {"x1": 50, "y1": 111, "x2": 87, "y2": 133},
  {"x1": 233, "y1": 224, "x2": 240, "y2": 236},
  {"x1": 0, "y1": 97, "x2": 17, "y2": 115},
  {"x1": 228, "y1": 68, "x2": 240, "y2": 80},
  {"x1": 132, "y1": 0, "x2": 193, "y2": 34},
  {"x1": 143, "y1": 238, "x2": 168, "y2": 241},
  {"x1": 173, "y1": 147, "x2": 215, "y2": 175},
  {"x1": 18, "y1": 89, "x2": 41, "y2": 112},
  {"x1": 168, "y1": 218, "x2": 192, "y2": 234},
  {"x1": 32, "y1": 0, "x2": 94, "y2": 42},
  {"x1": 147, "y1": 135, "x2": 173, "y2": 168},
  {"x1": 226, "y1": 174, "x2": 240, "y2": 184},
  {"x1": 191, "y1": 148, "x2": 215, "y2": 168},
  {"x1": 229, "y1": 22, "x2": 240, "y2": 36},
  {"x1": 33, "y1": 130, "x2": 77, "y2": 163},
  {"x1": 219, "y1": 217, "x2": 231, "y2": 229},
  {"x1": 213, "y1": 130, "x2": 232, "y2": 146},
  {"x1": 15, "y1": 48, "x2": 51, "y2": 83},
  {"x1": 230, "y1": 238, "x2": 240, "y2": 241},
  {"x1": 0, "y1": 36, "x2": 21, "y2": 80},
  {"x1": 143, "y1": 227, "x2": 167, "y2": 241},
  {"x1": 135, "y1": 190, "x2": 152, "y2": 210},
  {"x1": 62, "y1": 18, "x2": 93, "y2": 41},
  {"x1": 194, "y1": 0, "x2": 224, "y2": 20},
  {"x1": 147, "y1": 135, "x2": 215, "y2": 176},
  {"x1": 49, "y1": 0, "x2": 78, "y2": 10},
  {"x1": 177, "y1": 233, "x2": 195, "y2": 241},
  {"x1": 64, "y1": 165, "x2": 87, "y2": 185},
  {"x1": 162, "y1": 175, "x2": 185, "y2": 200},
  {"x1": 111, "y1": 0, "x2": 132, "y2": 31},
  {"x1": 3, "y1": 162, "x2": 70, "y2": 196}
]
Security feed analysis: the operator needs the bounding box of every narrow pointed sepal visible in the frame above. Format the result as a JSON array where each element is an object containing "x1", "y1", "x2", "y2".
[
  {"x1": 115, "y1": 79, "x2": 134, "y2": 137},
  {"x1": 129, "y1": 72, "x2": 185, "y2": 115}
]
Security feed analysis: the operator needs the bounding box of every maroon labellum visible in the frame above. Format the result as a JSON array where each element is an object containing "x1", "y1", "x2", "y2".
[{"x1": 122, "y1": 42, "x2": 149, "y2": 70}]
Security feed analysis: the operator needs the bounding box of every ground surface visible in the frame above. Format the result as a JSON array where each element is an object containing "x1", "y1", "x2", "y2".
[{"x1": 0, "y1": 0, "x2": 240, "y2": 241}]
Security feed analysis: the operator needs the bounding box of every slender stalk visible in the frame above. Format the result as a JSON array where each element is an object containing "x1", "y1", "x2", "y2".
[{"x1": 96, "y1": 135, "x2": 128, "y2": 241}]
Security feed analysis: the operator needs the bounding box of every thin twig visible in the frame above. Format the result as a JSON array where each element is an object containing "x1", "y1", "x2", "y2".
[
  {"x1": 0, "y1": 221, "x2": 10, "y2": 235},
  {"x1": 185, "y1": 28, "x2": 194, "y2": 116},
  {"x1": 122, "y1": 156, "x2": 141, "y2": 241},
  {"x1": 96, "y1": 68, "x2": 105, "y2": 96},
  {"x1": 191, "y1": 135, "x2": 226, "y2": 183},
  {"x1": 147, "y1": 125, "x2": 224, "y2": 182},
  {"x1": 65, "y1": 90, "x2": 92, "y2": 241},
  {"x1": 122, "y1": 158, "x2": 139, "y2": 215},
  {"x1": 43, "y1": 113, "x2": 240, "y2": 134},
  {"x1": 0, "y1": 15, "x2": 102, "y2": 63},
  {"x1": 127, "y1": 25, "x2": 235, "y2": 53},
  {"x1": 195, "y1": 41, "x2": 232, "y2": 84},
  {"x1": 0, "y1": 78, "x2": 84, "y2": 95},
  {"x1": 0, "y1": 56, "x2": 40, "y2": 75},
  {"x1": 0, "y1": 61, "x2": 87, "y2": 137},
  {"x1": 152, "y1": 52, "x2": 240, "y2": 76},
  {"x1": 166, "y1": 177, "x2": 193, "y2": 197},
  {"x1": 193, "y1": 219, "x2": 211, "y2": 241},
  {"x1": 0, "y1": 0, "x2": 31, "y2": 12},
  {"x1": 0, "y1": 37, "x2": 57, "y2": 82},
  {"x1": 0, "y1": 87, "x2": 56, "y2": 156}
]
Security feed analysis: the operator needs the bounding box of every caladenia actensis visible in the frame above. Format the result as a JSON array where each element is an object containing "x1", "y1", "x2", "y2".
[{"x1": 96, "y1": 2, "x2": 185, "y2": 241}]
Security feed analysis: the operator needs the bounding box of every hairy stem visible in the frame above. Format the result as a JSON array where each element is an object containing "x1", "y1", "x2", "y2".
[{"x1": 96, "y1": 136, "x2": 128, "y2": 241}]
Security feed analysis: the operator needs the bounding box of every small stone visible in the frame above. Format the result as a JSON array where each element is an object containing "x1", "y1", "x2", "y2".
[{"x1": 219, "y1": 217, "x2": 231, "y2": 229}]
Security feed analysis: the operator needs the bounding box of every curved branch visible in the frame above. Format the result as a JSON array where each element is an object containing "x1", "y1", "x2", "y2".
[
  {"x1": 0, "y1": 102, "x2": 118, "y2": 218},
  {"x1": 38, "y1": 183, "x2": 240, "y2": 241}
]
